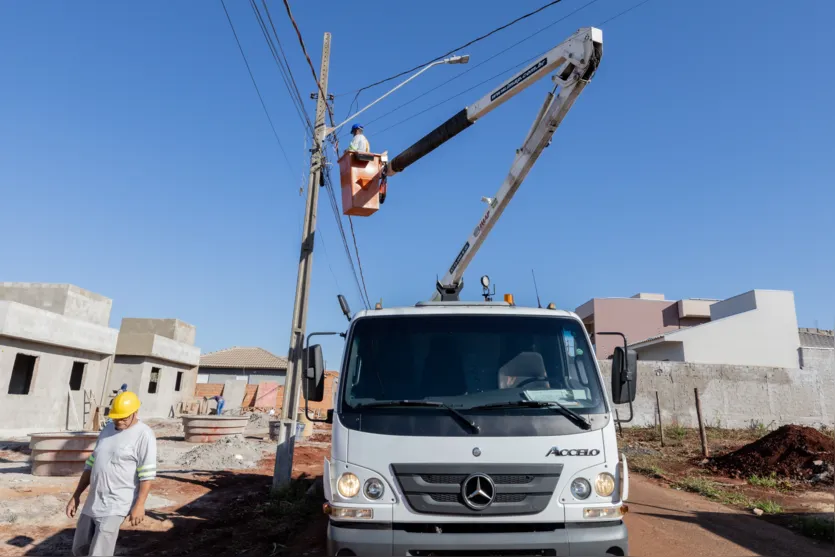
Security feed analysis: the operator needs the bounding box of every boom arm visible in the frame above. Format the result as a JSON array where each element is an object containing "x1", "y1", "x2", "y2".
[{"x1": 382, "y1": 28, "x2": 602, "y2": 300}]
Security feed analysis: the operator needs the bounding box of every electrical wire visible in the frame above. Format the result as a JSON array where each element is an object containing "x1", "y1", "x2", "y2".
[
  {"x1": 281, "y1": 0, "x2": 340, "y2": 153},
  {"x1": 347, "y1": 215, "x2": 372, "y2": 309},
  {"x1": 371, "y1": 0, "x2": 656, "y2": 137},
  {"x1": 354, "y1": 0, "x2": 604, "y2": 132},
  {"x1": 220, "y1": 0, "x2": 295, "y2": 173},
  {"x1": 249, "y1": 0, "x2": 313, "y2": 133},
  {"x1": 281, "y1": 0, "x2": 373, "y2": 308},
  {"x1": 596, "y1": 0, "x2": 654, "y2": 26},
  {"x1": 321, "y1": 164, "x2": 372, "y2": 309},
  {"x1": 356, "y1": 0, "x2": 604, "y2": 131},
  {"x1": 337, "y1": 0, "x2": 568, "y2": 98}
]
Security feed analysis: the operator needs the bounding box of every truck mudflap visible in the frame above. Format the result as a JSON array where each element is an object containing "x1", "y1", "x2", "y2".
[{"x1": 327, "y1": 519, "x2": 628, "y2": 556}]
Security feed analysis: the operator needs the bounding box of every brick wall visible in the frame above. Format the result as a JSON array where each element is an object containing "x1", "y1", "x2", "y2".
[
  {"x1": 194, "y1": 383, "x2": 223, "y2": 398},
  {"x1": 192, "y1": 371, "x2": 338, "y2": 412}
]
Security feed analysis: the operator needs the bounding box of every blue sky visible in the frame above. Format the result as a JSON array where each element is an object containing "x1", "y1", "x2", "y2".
[{"x1": 1, "y1": 1, "x2": 833, "y2": 367}]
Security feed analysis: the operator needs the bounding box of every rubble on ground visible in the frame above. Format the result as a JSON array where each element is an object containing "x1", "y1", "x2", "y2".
[
  {"x1": 176, "y1": 435, "x2": 265, "y2": 471},
  {"x1": 244, "y1": 411, "x2": 275, "y2": 432},
  {"x1": 712, "y1": 425, "x2": 834, "y2": 483}
]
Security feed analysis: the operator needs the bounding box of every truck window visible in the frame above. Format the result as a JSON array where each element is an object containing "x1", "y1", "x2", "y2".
[{"x1": 342, "y1": 315, "x2": 607, "y2": 415}]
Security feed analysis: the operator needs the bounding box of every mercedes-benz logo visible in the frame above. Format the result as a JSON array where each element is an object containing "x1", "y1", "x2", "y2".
[{"x1": 461, "y1": 473, "x2": 495, "y2": 510}]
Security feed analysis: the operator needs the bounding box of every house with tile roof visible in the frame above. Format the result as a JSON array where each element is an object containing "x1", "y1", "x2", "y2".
[{"x1": 197, "y1": 346, "x2": 288, "y2": 385}]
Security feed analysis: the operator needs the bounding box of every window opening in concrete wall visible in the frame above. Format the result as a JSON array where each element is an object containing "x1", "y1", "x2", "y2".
[
  {"x1": 148, "y1": 367, "x2": 160, "y2": 394},
  {"x1": 175, "y1": 371, "x2": 183, "y2": 392},
  {"x1": 69, "y1": 362, "x2": 86, "y2": 391},
  {"x1": 8, "y1": 354, "x2": 37, "y2": 395}
]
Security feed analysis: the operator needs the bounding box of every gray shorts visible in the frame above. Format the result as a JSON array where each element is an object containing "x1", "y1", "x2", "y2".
[{"x1": 72, "y1": 513, "x2": 124, "y2": 556}]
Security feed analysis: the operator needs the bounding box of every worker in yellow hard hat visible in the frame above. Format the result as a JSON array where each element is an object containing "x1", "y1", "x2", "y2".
[{"x1": 66, "y1": 391, "x2": 157, "y2": 556}]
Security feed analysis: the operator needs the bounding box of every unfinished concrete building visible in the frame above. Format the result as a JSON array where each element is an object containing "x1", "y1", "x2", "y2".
[
  {"x1": 110, "y1": 318, "x2": 200, "y2": 418},
  {"x1": 0, "y1": 283, "x2": 119, "y2": 433}
]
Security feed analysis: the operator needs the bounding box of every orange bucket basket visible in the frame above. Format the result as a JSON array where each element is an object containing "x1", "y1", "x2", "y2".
[{"x1": 338, "y1": 151, "x2": 383, "y2": 216}]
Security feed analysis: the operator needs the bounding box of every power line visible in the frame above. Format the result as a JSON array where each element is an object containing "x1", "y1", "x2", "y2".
[
  {"x1": 371, "y1": 0, "x2": 656, "y2": 137},
  {"x1": 281, "y1": 0, "x2": 340, "y2": 153},
  {"x1": 355, "y1": 0, "x2": 604, "y2": 132},
  {"x1": 219, "y1": 0, "x2": 295, "y2": 173},
  {"x1": 251, "y1": 0, "x2": 313, "y2": 133},
  {"x1": 281, "y1": 0, "x2": 373, "y2": 308},
  {"x1": 348, "y1": 215, "x2": 372, "y2": 308},
  {"x1": 321, "y1": 164, "x2": 372, "y2": 308},
  {"x1": 596, "y1": 0, "x2": 654, "y2": 26},
  {"x1": 338, "y1": 0, "x2": 567, "y2": 98}
]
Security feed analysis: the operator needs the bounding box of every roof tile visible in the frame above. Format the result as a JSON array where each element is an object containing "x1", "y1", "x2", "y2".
[{"x1": 199, "y1": 347, "x2": 288, "y2": 370}]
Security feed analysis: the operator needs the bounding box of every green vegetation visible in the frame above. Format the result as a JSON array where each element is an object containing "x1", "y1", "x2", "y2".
[
  {"x1": 752, "y1": 500, "x2": 783, "y2": 514},
  {"x1": 747, "y1": 473, "x2": 779, "y2": 488},
  {"x1": 673, "y1": 477, "x2": 750, "y2": 506},
  {"x1": 666, "y1": 423, "x2": 687, "y2": 441},
  {"x1": 629, "y1": 459, "x2": 664, "y2": 478}
]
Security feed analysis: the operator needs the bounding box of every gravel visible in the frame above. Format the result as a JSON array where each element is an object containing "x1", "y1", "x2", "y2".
[{"x1": 176, "y1": 436, "x2": 265, "y2": 471}]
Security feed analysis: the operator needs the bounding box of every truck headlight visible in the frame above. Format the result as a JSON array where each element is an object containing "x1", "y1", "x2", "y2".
[
  {"x1": 364, "y1": 478, "x2": 384, "y2": 500},
  {"x1": 571, "y1": 478, "x2": 592, "y2": 499},
  {"x1": 595, "y1": 473, "x2": 616, "y2": 497},
  {"x1": 337, "y1": 473, "x2": 360, "y2": 498}
]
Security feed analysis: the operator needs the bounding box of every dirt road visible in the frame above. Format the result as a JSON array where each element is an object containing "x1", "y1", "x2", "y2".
[{"x1": 626, "y1": 475, "x2": 832, "y2": 557}]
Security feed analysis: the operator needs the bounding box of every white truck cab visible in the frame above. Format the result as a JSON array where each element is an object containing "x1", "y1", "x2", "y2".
[
  {"x1": 303, "y1": 299, "x2": 637, "y2": 556},
  {"x1": 295, "y1": 25, "x2": 638, "y2": 555}
]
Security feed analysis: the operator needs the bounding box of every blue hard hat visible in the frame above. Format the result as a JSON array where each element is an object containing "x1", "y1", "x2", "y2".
[{"x1": 351, "y1": 124, "x2": 363, "y2": 133}]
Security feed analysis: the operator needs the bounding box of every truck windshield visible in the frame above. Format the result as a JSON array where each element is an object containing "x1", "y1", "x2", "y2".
[{"x1": 342, "y1": 314, "x2": 607, "y2": 415}]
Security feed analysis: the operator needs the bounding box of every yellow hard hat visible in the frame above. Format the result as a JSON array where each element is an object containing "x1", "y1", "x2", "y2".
[{"x1": 109, "y1": 391, "x2": 141, "y2": 419}]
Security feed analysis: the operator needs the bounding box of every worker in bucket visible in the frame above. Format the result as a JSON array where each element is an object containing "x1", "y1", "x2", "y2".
[
  {"x1": 347, "y1": 123, "x2": 370, "y2": 152},
  {"x1": 66, "y1": 391, "x2": 157, "y2": 556}
]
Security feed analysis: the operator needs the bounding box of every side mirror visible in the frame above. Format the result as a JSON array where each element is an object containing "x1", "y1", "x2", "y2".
[
  {"x1": 337, "y1": 294, "x2": 352, "y2": 322},
  {"x1": 303, "y1": 344, "x2": 325, "y2": 402},
  {"x1": 611, "y1": 346, "x2": 637, "y2": 404}
]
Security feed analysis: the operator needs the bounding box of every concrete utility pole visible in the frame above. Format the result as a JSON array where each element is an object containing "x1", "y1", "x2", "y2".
[{"x1": 273, "y1": 32, "x2": 331, "y2": 489}]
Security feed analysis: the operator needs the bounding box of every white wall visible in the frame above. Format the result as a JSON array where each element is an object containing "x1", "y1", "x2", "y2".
[
  {"x1": 600, "y1": 356, "x2": 833, "y2": 429},
  {"x1": 0, "y1": 301, "x2": 118, "y2": 355},
  {"x1": 110, "y1": 357, "x2": 197, "y2": 419},
  {"x1": 637, "y1": 290, "x2": 800, "y2": 368},
  {"x1": 0, "y1": 337, "x2": 111, "y2": 432}
]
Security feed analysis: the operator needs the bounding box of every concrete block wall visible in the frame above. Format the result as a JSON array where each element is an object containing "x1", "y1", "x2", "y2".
[
  {"x1": 119, "y1": 318, "x2": 196, "y2": 345},
  {"x1": 0, "y1": 283, "x2": 112, "y2": 327},
  {"x1": 0, "y1": 337, "x2": 112, "y2": 431},
  {"x1": 599, "y1": 356, "x2": 834, "y2": 429},
  {"x1": 109, "y1": 356, "x2": 198, "y2": 419}
]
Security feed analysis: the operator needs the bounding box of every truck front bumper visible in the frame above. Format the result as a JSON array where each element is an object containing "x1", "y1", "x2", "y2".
[{"x1": 327, "y1": 520, "x2": 628, "y2": 556}]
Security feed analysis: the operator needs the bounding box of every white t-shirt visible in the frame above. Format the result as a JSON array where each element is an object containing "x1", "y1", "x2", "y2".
[
  {"x1": 348, "y1": 133, "x2": 370, "y2": 152},
  {"x1": 82, "y1": 420, "x2": 157, "y2": 517}
]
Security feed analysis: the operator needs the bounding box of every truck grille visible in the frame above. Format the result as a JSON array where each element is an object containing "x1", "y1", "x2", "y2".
[
  {"x1": 408, "y1": 550, "x2": 557, "y2": 556},
  {"x1": 428, "y1": 493, "x2": 527, "y2": 503},
  {"x1": 392, "y1": 463, "x2": 562, "y2": 516},
  {"x1": 422, "y1": 474, "x2": 535, "y2": 485}
]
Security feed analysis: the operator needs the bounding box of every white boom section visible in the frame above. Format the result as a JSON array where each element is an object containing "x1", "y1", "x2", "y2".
[{"x1": 430, "y1": 27, "x2": 603, "y2": 300}]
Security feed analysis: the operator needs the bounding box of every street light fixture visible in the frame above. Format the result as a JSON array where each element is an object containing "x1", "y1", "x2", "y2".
[{"x1": 326, "y1": 54, "x2": 470, "y2": 136}]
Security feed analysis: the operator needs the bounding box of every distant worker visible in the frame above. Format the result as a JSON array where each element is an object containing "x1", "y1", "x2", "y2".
[
  {"x1": 66, "y1": 391, "x2": 157, "y2": 557},
  {"x1": 347, "y1": 124, "x2": 370, "y2": 152},
  {"x1": 119, "y1": 383, "x2": 128, "y2": 393},
  {"x1": 212, "y1": 395, "x2": 225, "y2": 415}
]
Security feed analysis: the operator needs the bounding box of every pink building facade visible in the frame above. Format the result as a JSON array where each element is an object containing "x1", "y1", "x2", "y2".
[{"x1": 575, "y1": 293, "x2": 714, "y2": 359}]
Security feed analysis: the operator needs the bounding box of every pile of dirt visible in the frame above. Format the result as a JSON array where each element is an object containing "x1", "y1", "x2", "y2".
[
  {"x1": 712, "y1": 425, "x2": 834, "y2": 483},
  {"x1": 245, "y1": 411, "x2": 275, "y2": 432},
  {"x1": 176, "y1": 435, "x2": 264, "y2": 471}
]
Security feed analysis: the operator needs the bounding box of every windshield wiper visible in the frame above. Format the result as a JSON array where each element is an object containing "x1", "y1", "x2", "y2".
[
  {"x1": 353, "y1": 400, "x2": 480, "y2": 434},
  {"x1": 470, "y1": 400, "x2": 592, "y2": 431}
]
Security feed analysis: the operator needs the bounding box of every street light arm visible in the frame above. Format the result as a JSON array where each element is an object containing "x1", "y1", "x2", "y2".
[{"x1": 326, "y1": 56, "x2": 469, "y2": 137}]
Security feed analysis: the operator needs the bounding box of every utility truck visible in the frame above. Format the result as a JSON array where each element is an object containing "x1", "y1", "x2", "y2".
[{"x1": 303, "y1": 26, "x2": 639, "y2": 556}]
